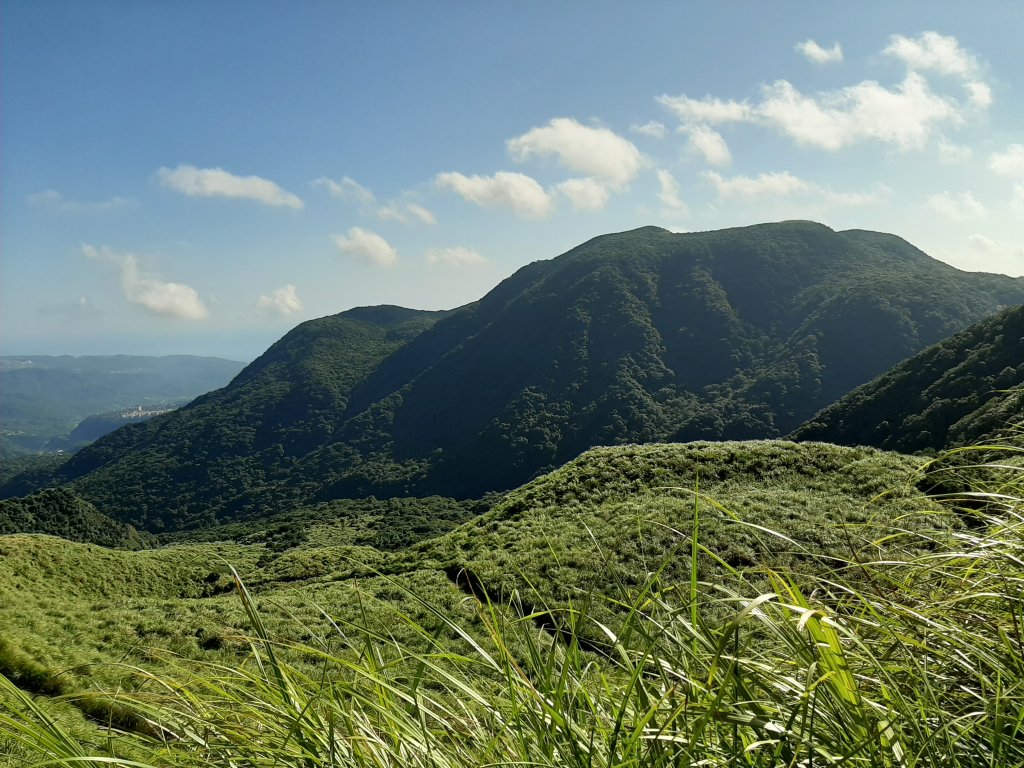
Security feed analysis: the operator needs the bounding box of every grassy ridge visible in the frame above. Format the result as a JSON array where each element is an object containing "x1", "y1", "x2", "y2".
[{"x1": 3, "y1": 440, "x2": 1023, "y2": 765}]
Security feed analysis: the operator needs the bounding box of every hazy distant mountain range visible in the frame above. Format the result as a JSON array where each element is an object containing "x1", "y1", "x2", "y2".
[{"x1": 5, "y1": 221, "x2": 1023, "y2": 531}]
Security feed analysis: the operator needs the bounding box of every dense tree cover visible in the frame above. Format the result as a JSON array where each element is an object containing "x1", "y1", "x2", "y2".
[
  {"x1": 794, "y1": 304, "x2": 1024, "y2": 452},
  {"x1": 7, "y1": 221, "x2": 1023, "y2": 531},
  {"x1": 0, "y1": 354, "x2": 245, "y2": 449},
  {"x1": 0, "y1": 488, "x2": 153, "y2": 549}
]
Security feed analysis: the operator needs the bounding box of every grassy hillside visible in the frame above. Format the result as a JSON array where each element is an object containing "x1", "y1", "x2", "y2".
[
  {"x1": 794, "y1": 304, "x2": 1024, "y2": 452},
  {"x1": 14, "y1": 222, "x2": 1024, "y2": 532},
  {"x1": 4, "y1": 439, "x2": 1022, "y2": 766}
]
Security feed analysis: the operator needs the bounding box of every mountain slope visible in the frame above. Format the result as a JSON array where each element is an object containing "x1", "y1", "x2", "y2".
[
  {"x1": 12, "y1": 221, "x2": 1024, "y2": 530},
  {"x1": 793, "y1": 304, "x2": 1024, "y2": 452}
]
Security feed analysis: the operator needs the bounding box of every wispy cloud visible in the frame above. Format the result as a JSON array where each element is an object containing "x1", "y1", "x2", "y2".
[
  {"x1": 158, "y1": 165, "x2": 303, "y2": 208},
  {"x1": 795, "y1": 40, "x2": 843, "y2": 65},
  {"x1": 884, "y1": 31, "x2": 990, "y2": 107},
  {"x1": 938, "y1": 139, "x2": 973, "y2": 164},
  {"x1": 81, "y1": 244, "x2": 208, "y2": 320},
  {"x1": 376, "y1": 200, "x2": 437, "y2": 224},
  {"x1": 990, "y1": 144, "x2": 1024, "y2": 177},
  {"x1": 27, "y1": 189, "x2": 136, "y2": 212},
  {"x1": 703, "y1": 170, "x2": 888, "y2": 206},
  {"x1": 630, "y1": 121, "x2": 667, "y2": 139},
  {"x1": 927, "y1": 191, "x2": 987, "y2": 220},
  {"x1": 331, "y1": 227, "x2": 398, "y2": 267},
  {"x1": 656, "y1": 170, "x2": 689, "y2": 216},
  {"x1": 312, "y1": 175, "x2": 375, "y2": 205},
  {"x1": 507, "y1": 117, "x2": 642, "y2": 187},
  {"x1": 38, "y1": 296, "x2": 98, "y2": 317},
  {"x1": 425, "y1": 246, "x2": 488, "y2": 268},
  {"x1": 256, "y1": 285, "x2": 303, "y2": 316},
  {"x1": 685, "y1": 125, "x2": 732, "y2": 166},
  {"x1": 435, "y1": 171, "x2": 554, "y2": 219}
]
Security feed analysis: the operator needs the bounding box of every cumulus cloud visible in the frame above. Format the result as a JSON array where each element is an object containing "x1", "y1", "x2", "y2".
[
  {"x1": 555, "y1": 178, "x2": 611, "y2": 211},
  {"x1": 758, "y1": 74, "x2": 958, "y2": 151},
  {"x1": 331, "y1": 227, "x2": 398, "y2": 267},
  {"x1": 376, "y1": 200, "x2": 438, "y2": 224},
  {"x1": 81, "y1": 244, "x2": 208, "y2": 320},
  {"x1": 312, "y1": 175, "x2": 375, "y2": 205},
  {"x1": 660, "y1": 33, "x2": 986, "y2": 154},
  {"x1": 685, "y1": 125, "x2": 732, "y2": 166},
  {"x1": 796, "y1": 40, "x2": 843, "y2": 64},
  {"x1": 656, "y1": 94, "x2": 753, "y2": 125},
  {"x1": 884, "y1": 32, "x2": 991, "y2": 107},
  {"x1": 507, "y1": 117, "x2": 642, "y2": 187},
  {"x1": 990, "y1": 144, "x2": 1024, "y2": 178},
  {"x1": 425, "y1": 246, "x2": 488, "y2": 268},
  {"x1": 158, "y1": 165, "x2": 303, "y2": 209},
  {"x1": 435, "y1": 171, "x2": 554, "y2": 219},
  {"x1": 28, "y1": 189, "x2": 136, "y2": 212},
  {"x1": 630, "y1": 121, "x2": 667, "y2": 139},
  {"x1": 927, "y1": 191, "x2": 987, "y2": 220},
  {"x1": 256, "y1": 285, "x2": 303, "y2": 316},
  {"x1": 656, "y1": 170, "x2": 689, "y2": 216}
]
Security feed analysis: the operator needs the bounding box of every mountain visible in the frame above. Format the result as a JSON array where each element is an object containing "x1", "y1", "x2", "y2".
[
  {"x1": 0, "y1": 488, "x2": 153, "y2": 549},
  {"x1": 793, "y1": 304, "x2": 1024, "y2": 452},
  {"x1": 10, "y1": 221, "x2": 1024, "y2": 531},
  {"x1": 0, "y1": 354, "x2": 247, "y2": 450}
]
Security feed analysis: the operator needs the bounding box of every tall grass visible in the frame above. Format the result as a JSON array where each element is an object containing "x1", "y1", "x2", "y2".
[{"x1": 3, "y1": 447, "x2": 1024, "y2": 766}]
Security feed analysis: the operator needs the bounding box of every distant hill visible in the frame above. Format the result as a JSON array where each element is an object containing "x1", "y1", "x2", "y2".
[
  {"x1": 9, "y1": 221, "x2": 1024, "y2": 531},
  {"x1": 0, "y1": 354, "x2": 246, "y2": 450},
  {"x1": 0, "y1": 488, "x2": 153, "y2": 549},
  {"x1": 793, "y1": 304, "x2": 1024, "y2": 452}
]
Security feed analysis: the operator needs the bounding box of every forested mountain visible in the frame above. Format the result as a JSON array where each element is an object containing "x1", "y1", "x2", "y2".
[
  {"x1": 0, "y1": 354, "x2": 246, "y2": 450},
  {"x1": 793, "y1": 304, "x2": 1024, "y2": 452},
  {"x1": 9, "y1": 221, "x2": 1024, "y2": 531},
  {"x1": 0, "y1": 488, "x2": 153, "y2": 549}
]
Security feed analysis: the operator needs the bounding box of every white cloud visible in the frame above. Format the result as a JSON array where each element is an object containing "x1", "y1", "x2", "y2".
[
  {"x1": 376, "y1": 200, "x2": 438, "y2": 224},
  {"x1": 630, "y1": 121, "x2": 667, "y2": 139},
  {"x1": 656, "y1": 170, "x2": 689, "y2": 216},
  {"x1": 757, "y1": 73, "x2": 958, "y2": 151},
  {"x1": 796, "y1": 40, "x2": 843, "y2": 64},
  {"x1": 1014, "y1": 184, "x2": 1024, "y2": 211},
  {"x1": 425, "y1": 246, "x2": 488, "y2": 268},
  {"x1": 312, "y1": 175, "x2": 375, "y2": 205},
  {"x1": 965, "y1": 80, "x2": 993, "y2": 108},
  {"x1": 884, "y1": 31, "x2": 979, "y2": 79},
  {"x1": 435, "y1": 171, "x2": 554, "y2": 219},
  {"x1": 821, "y1": 185, "x2": 891, "y2": 207},
  {"x1": 685, "y1": 125, "x2": 732, "y2": 166},
  {"x1": 38, "y1": 296, "x2": 98, "y2": 317},
  {"x1": 506, "y1": 117, "x2": 642, "y2": 187},
  {"x1": 331, "y1": 227, "x2": 398, "y2": 267},
  {"x1": 28, "y1": 189, "x2": 135, "y2": 212},
  {"x1": 926, "y1": 191, "x2": 987, "y2": 220},
  {"x1": 966, "y1": 234, "x2": 1024, "y2": 275},
  {"x1": 703, "y1": 170, "x2": 811, "y2": 201},
  {"x1": 256, "y1": 285, "x2": 303, "y2": 316},
  {"x1": 158, "y1": 165, "x2": 303, "y2": 209},
  {"x1": 657, "y1": 94, "x2": 753, "y2": 124},
  {"x1": 990, "y1": 144, "x2": 1024, "y2": 178},
  {"x1": 938, "y1": 139, "x2": 973, "y2": 164},
  {"x1": 81, "y1": 244, "x2": 208, "y2": 320},
  {"x1": 555, "y1": 178, "x2": 611, "y2": 211}
]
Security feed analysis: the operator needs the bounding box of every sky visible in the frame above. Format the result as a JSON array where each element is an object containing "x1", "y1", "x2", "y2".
[{"x1": 3, "y1": 2, "x2": 1023, "y2": 361}]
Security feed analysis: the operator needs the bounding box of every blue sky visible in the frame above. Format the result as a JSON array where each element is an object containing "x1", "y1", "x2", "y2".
[{"x1": 3, "y1": 2, "x2": 1023, "y2": 360}]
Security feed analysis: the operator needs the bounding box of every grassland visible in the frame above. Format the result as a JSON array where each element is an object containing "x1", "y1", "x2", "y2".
[{"x1": 3, "y1": 438, "x2": 1023, "y2": 765}]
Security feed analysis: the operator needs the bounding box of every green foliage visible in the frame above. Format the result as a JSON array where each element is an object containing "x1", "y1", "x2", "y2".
[
  {"x1": 4, "y1": 442, "x2": 1024, "y2": 766},
  {"x1": 795, "y1": 304, "x2": 1024, "y2": 452},
  {"x1": 9, "y1": 222, "x2": 1024, "y2": 531},
  {"x1": 0, "y1": 488, "x2": 154, "y2": 549}
]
